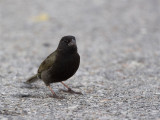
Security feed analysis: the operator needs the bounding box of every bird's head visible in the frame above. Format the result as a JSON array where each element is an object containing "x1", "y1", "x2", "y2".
[{"x1": 57, "y1": 35, "x2": 77, "y2": 53}]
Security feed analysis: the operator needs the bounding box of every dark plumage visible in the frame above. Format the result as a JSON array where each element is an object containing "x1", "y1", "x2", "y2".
[{"x1": 26, "y1": 36, "x2": 81, "y2": 98}]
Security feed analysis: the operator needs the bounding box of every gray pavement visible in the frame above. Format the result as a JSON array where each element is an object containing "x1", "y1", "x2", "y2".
[{"x1": 0, "y1": 0, "x2": 160, "y2": 119}]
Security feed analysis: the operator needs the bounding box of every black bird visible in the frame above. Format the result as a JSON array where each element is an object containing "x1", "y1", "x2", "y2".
[{"x1": 26, "y1": 36, "x2": 81, "y2": 98}]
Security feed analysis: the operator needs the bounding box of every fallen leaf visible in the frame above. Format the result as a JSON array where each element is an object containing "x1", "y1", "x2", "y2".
[{"x1": 31, "y1": 13, "x2": 49, "y2": 22}]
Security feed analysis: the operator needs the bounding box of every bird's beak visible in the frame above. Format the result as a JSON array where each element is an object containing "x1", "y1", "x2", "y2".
[{"x1": 68, "y1": 39, "x2": 76, "y2": 46}]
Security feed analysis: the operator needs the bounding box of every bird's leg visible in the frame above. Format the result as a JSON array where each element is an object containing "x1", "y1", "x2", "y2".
[
  {"x1": 47, "y1": 85, "x2": 62, "y2": 98},
  {"x1": 61, "y1": 82, "x2": 82, "y2": 94}
]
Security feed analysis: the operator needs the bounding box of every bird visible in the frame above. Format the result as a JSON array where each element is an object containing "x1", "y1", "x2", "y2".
[{"x1": 26, "y1": 35, "x2": 82, "y2": 98}]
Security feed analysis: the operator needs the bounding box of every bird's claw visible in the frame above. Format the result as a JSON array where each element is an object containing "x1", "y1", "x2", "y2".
[
  {"x1": 52, "y1": 94, "x2": 64, "y2": 99},
  {"x1": 60, "y1": 88, "x2": 83, "y2": 95}
]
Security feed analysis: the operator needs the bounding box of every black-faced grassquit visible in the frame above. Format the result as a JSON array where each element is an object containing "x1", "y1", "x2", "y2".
[{"x1": 26, "y1": 36, "x2": 82, "y2": 98}]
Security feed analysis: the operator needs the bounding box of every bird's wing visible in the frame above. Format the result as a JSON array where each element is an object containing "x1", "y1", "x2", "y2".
[{"x1": 38, "y1": 51, "x2": 57, "y2": 74}]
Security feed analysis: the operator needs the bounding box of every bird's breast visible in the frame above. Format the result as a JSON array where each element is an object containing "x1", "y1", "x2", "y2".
[{"x1": 49, "y1": 53, "x2": 80, "y2": 81}]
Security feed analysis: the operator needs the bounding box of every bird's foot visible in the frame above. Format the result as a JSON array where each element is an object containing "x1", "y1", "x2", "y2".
[
  {"x1": 52, "y1": 94, "x2": 64, "y2": 99},
  {"x1": 60, "y1": 88, "x2": 83, "y2": 95},
  {"x1": 47, "y1": 85, "x2": 64, "y2": 99}
]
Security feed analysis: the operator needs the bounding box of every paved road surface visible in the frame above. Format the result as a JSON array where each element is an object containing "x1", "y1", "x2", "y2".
[{"x1": 0, "y1": 0, "x2": 160, "y2": 119}]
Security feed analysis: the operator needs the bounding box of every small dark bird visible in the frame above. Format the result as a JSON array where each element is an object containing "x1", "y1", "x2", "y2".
[{"x1": 26, "y1": 36, "x2": 81, "y2": 98}]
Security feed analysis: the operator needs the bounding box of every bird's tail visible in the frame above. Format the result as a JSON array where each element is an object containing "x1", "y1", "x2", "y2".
[{"x1": 26, "y1": 74, "x2": 39, "y2": 83}]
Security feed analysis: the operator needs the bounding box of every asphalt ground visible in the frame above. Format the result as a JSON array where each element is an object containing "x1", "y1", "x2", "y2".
[{"x1": 0, "y1": 0, "x2": 160, "y2": 119}]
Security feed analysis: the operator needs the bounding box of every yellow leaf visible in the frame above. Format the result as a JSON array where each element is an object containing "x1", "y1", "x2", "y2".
[{"x1": 32, "y1": 13, "x2": 49, "y2": 22}]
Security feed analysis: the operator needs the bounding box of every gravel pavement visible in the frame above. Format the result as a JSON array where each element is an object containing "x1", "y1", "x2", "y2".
[{"x1": 0, "y1": 0, "x2": 160, "y2": 119}]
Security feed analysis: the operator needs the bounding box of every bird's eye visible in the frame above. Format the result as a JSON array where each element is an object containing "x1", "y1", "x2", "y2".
[{"x1": 64, "y1": 40, "x2": 70, "y2": 44}]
